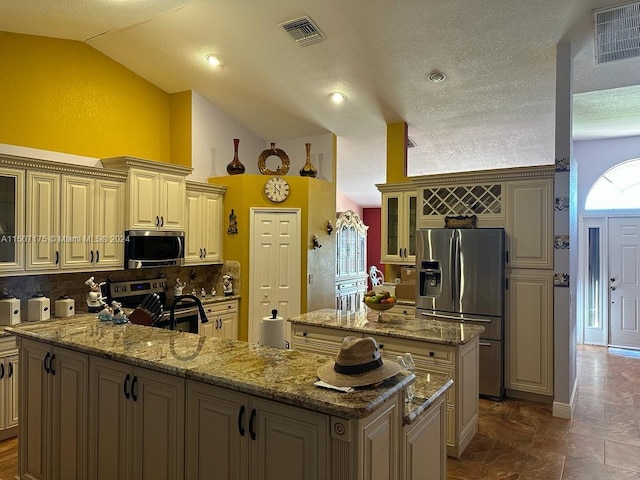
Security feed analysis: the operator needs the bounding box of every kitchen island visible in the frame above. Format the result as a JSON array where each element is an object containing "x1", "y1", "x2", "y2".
[
  {"x1": 289, "y1": 308, "x2": 484, "y2": 458},
  {"x1": 8, "y1": 314, "x2": 451, "y2": 480}
]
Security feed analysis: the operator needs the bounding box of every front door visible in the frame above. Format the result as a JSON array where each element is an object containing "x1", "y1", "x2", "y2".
[
  {"x1": 609, "y1": 217, "x2": 640, "y2": 348},
  {"x1": 249, "y1": 208, "x2": 301, "y2": 345}
]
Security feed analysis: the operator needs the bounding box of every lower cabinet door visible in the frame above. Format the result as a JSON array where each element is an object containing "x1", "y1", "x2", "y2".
[
  {"x1": 185, "y1": 381, "x2": 248, "y2": 480},
  {"x1": 131, "y1": 366, "x2": 185, "y2": 480},
  {"x1": 89, "y1": 358, "x2": 185, "y2": 480},
  {"x1": 250, "y1": 397, "x2": 329, "y2": 480},
  {"x1": 402, "y1": 396, "x2": 447, "y2": 480},
  {"x1": 88, "y1": 357, "x2": 129, "y2": 480}
]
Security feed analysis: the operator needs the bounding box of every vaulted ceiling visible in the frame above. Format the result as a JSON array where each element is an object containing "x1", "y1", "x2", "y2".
[{"x1": 2, "y1": 0, "x2": 639, "y2": 206}]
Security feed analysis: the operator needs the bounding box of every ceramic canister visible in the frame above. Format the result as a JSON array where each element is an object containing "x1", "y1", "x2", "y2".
[
  {"x1": 55, "y1": 298, "x2": 75, "y2": 318},
  {"x1": 28, "y1": 296, "x2": 50, "y2": 322},
  {"x1": 0, "y1": 298, "x2": 21, "y2": 326}
]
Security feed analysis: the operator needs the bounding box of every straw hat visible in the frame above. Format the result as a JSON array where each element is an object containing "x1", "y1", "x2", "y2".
[{"x1": 317, "y1": 336, "x2": 402, "y2": 387}]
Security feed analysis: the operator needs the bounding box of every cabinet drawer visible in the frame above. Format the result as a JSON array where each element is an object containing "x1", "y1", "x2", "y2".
[
  {"x1": 0, "y1": 335, "x2": 17, "y2": 353},
  {"x1": 371, "y1": 335, "x2": 455, "y2": 367},
  {"x1": 203, "y1": 300, "x2": 238, "y2": 316},
  {"x1": 290, "y1": 339, "x2": 337, "y2": 358},
  {"x1": 388, "y1": 304, "x2": 416, "y2": 317},
  {"x1": 292, "y1": 325, "x2": 353, "y2": 345}
]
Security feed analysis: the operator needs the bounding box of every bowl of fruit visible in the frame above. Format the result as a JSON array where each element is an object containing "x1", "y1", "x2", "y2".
[{"x1": 363, "y1": 290, "x2": 396, "y2": 320}]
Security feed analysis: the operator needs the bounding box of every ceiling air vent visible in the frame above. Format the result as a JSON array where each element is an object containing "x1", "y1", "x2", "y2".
[
  {"x1": 594, "y1": 2, "x2": 640, "y2": 64},
  {"x1": 280, "y1": 16, "x2": 325, "y2": 46}
]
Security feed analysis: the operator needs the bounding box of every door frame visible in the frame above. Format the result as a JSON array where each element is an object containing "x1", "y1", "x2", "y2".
[{"x1": 248, "y1": 207, "x2": 301, "y2": 344}]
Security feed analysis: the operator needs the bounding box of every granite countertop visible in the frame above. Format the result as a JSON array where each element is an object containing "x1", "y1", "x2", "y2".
[
  {"x1": 288, "y1": 308, "x2": 484, "y2": 346},
  {"x1": 404, "y1": 372, "x2": 453, "y2": 425},
  {"x1": 6, "y1": 314, "x2": 417, "y2": 420}
]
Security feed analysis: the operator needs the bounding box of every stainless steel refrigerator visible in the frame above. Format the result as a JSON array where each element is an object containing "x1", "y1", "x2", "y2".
[{"x1": 416, "y1": 228, "x2": 505, "y2": 399}]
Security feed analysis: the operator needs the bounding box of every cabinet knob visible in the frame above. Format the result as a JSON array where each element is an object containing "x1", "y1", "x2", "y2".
[
  {"x1": 429, "y1": 351, "x2": 434, "y2": 357},
  {"x1": 302, "y1": 332, "x2": 308, "y2": 337},
  {"x1": 379, "y1": 344, "x2": 384, "y2": 349}
]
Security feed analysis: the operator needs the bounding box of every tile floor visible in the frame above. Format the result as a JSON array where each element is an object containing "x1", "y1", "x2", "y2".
[
  {"x1": 447, "y1": 345, "x2": 640, "y2": 479},
  {"x1": 1, "y1": 345, "x2": 640, "y2": 479}
]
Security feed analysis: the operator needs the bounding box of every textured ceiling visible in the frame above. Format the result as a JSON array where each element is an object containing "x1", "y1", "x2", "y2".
[{"x1": 1, "y1": 0, "x2": 639, "y2": 206}]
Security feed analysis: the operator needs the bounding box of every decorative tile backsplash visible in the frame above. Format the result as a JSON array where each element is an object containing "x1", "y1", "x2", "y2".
[
  {"x1": 0, "y1": 260, "x2": 240, "y2": 321},
  {"x1": 554, "y1": 196, "x2": 569, "y2": 211},
  {"x1": 554, "y1": 235, "x2": 569, "y2": 249},
  {"x1": 555, "y1": 157, "x2": 570, "y2": 172}
]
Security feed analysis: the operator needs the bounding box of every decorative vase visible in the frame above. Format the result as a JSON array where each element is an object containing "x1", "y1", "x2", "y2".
[
  {"x1": 299, "y1": 143, "x2": 318, "y2": 178},
  {"x1": 226, "y1": 138, "x2": 245, "y2": 175}
]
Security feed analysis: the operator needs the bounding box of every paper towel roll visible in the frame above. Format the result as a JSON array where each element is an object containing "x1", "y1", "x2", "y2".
[{"x1": 260, "y1": 316, "x2": 284, "y2": 349}]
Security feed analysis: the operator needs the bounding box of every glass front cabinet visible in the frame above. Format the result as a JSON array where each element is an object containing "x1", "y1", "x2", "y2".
[
  {"x1": 379, "y1": 186, "x2": 417, "y2": 265},
  {"x1": 0, "y1": 167, "x2": 25, "y2": 271}
]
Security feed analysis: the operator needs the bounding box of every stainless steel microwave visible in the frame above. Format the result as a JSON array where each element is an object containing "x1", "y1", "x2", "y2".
[{"x1": 124, "y1": 230, "x2": 185, "y2": 269}]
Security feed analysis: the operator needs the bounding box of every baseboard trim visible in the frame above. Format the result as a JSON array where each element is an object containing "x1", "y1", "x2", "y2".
[
  {"x1": 552, "y1": 377, "x2": 578, "y2": 419},
  {"x1": 505, "y1": 389, "x2": 553, "y2": 404}
]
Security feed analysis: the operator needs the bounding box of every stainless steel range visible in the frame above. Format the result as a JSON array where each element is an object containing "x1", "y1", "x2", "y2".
[{"x1": 107, "y1": 278, "x2": 205, "y2": 333}]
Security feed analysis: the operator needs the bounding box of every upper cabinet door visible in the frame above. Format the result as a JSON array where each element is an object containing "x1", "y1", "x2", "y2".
[
  {"x1": 60, "y1": 176, "x2": 94, "y2": 269},
  {"x1": 202, "y1": 193, "x2": 222, "y2": 262},
  {"x1": 184, "y1": 192, "x2": 203, "y2": 264},
  {"x1": 381, "y1": 191, "x2": 416, "y2": 265},
  {"x1": 26, "y1": 171, "x2": 61, "y2": 270},
  {"x1": 0, "y1": 167, "x2": 25, "y2": 272},
  {"x1": 505, "y1": 179, "x2": 553, "y2": 269},
  {"x1": 159, "y1": 173, "x2": 185, "y2": 231},
  {"x1": 128, "y1": 169, "x2": 160, "y2": 230},
  {"x1": 94, "y1": 179, "x2": 125, "y2": 268}
]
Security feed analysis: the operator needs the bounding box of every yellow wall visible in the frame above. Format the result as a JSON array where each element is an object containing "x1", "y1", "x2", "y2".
[
  {"x1": 210, "y1": 174, "x2": 336, "y2": 341},
  {"x1": 0, "y1": 31, "x2": 187, "y2": 163},
  {"x1": 386, "y1": 121, "x2": 408, "y2": 183}
]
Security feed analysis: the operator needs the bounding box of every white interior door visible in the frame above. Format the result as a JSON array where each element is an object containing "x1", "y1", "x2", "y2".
[
  {"x1": 609, "y1": 217, "x2": 640, "y2": 348},
  {"x1": 249, "y1": 208, "x2": 301, "y2": 345}
]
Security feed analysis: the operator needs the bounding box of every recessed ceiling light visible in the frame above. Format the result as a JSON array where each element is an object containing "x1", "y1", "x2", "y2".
[
  {"x1": 206, "y1": 55, "x2": 222, "y2": 67},
  {"x1": 329, "y1": 91, "x2": 346, "y2": 104},
  {"x1": 428, "y1": 71, "x2": 446, "y2": 83}
]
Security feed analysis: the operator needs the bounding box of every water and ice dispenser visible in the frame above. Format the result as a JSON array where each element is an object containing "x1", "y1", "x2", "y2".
[{"x1": 419, "y1": 261, "x2": 441, "y2": 297}]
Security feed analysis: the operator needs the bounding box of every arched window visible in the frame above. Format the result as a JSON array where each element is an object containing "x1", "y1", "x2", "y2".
[{"x1": 585, "y1": 158, "x2": 640, "y2": 210}]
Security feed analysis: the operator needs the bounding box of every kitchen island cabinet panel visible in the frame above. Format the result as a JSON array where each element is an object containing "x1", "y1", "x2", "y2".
[
  {"x1": 289, "y1": 309, "x2": 481, "y2": 458},
  {"x1": 401, "y1": 391, "x2": 447, "y2": 480},
  {"x1": 19, "y1": 339, "x2": 87, "y2": 480},
  {"x1": 88, "y1": 356, "x2": 185, "y2": 480},
  {"x1": 186, "y1": 381, "x2": 328, "y2": 480}
]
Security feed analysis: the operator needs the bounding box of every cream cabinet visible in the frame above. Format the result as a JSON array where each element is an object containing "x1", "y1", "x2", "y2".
[
  {"x1": 505, "y1": 179, "x2": 553, "y2": 269},
  {"x1": 100, "y1": 157, "x2": 192, "y2": 232},
  {"x1": 127, "y1": 168, "x2": 186, "y2": 230},
  {"x1": 401, "y1": 389, "x2": 447, "y2": 480},
  {"x1": 201, "y1": 299, "x2": 238, "y2": 340},
  {"x1": 185, "y1": 380, "x2": 329, "y2": 480},
  {"x1": 506, "y1": 270, "x2": 554, "y2": 396},
  {"x1": 0, "y1": 166, "x2": 25, "y2": 272},
  {"x1": 88, "y1": 356, "x2": 185, "y2": 480},
  {"x1": 60, "y1": 176, "x2": 125, "y2": 269},
  {"x1": 26, "y1": 171, "x2": 126, "y2": 271},
  {"x1": 19, "y1": 339, "x2": 88, "y2": 480},
  {"x1": 185, "y1": 182, "x2": 226, "y2": 265},
  {"x1": 377, "y1": 184, "x2": 417, "y2": 265},
  {"x1": 0, "y1": 336, "x2": 18, "y2": 441}
]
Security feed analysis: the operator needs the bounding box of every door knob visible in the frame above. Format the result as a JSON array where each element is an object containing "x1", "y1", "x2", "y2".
[
  {"x1": 610, "y1": 277, "x2": 616, "y2": 282},
  {"x1": 611, "y1": 286, "x2": 616, "y2": 291}
]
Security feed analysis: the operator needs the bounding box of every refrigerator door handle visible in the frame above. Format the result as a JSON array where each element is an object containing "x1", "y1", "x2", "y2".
[
  {"x1": 449, "y1": 236, "x2": 457, "y2": 308},
  {"x1": 419, "y1": 311, "x2": 494, "y2": 323}
]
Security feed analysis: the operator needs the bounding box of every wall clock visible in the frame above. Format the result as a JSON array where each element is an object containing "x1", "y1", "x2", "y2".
[{"x1": 264, "y1": 176, "x2": 290, "y2": 203}]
